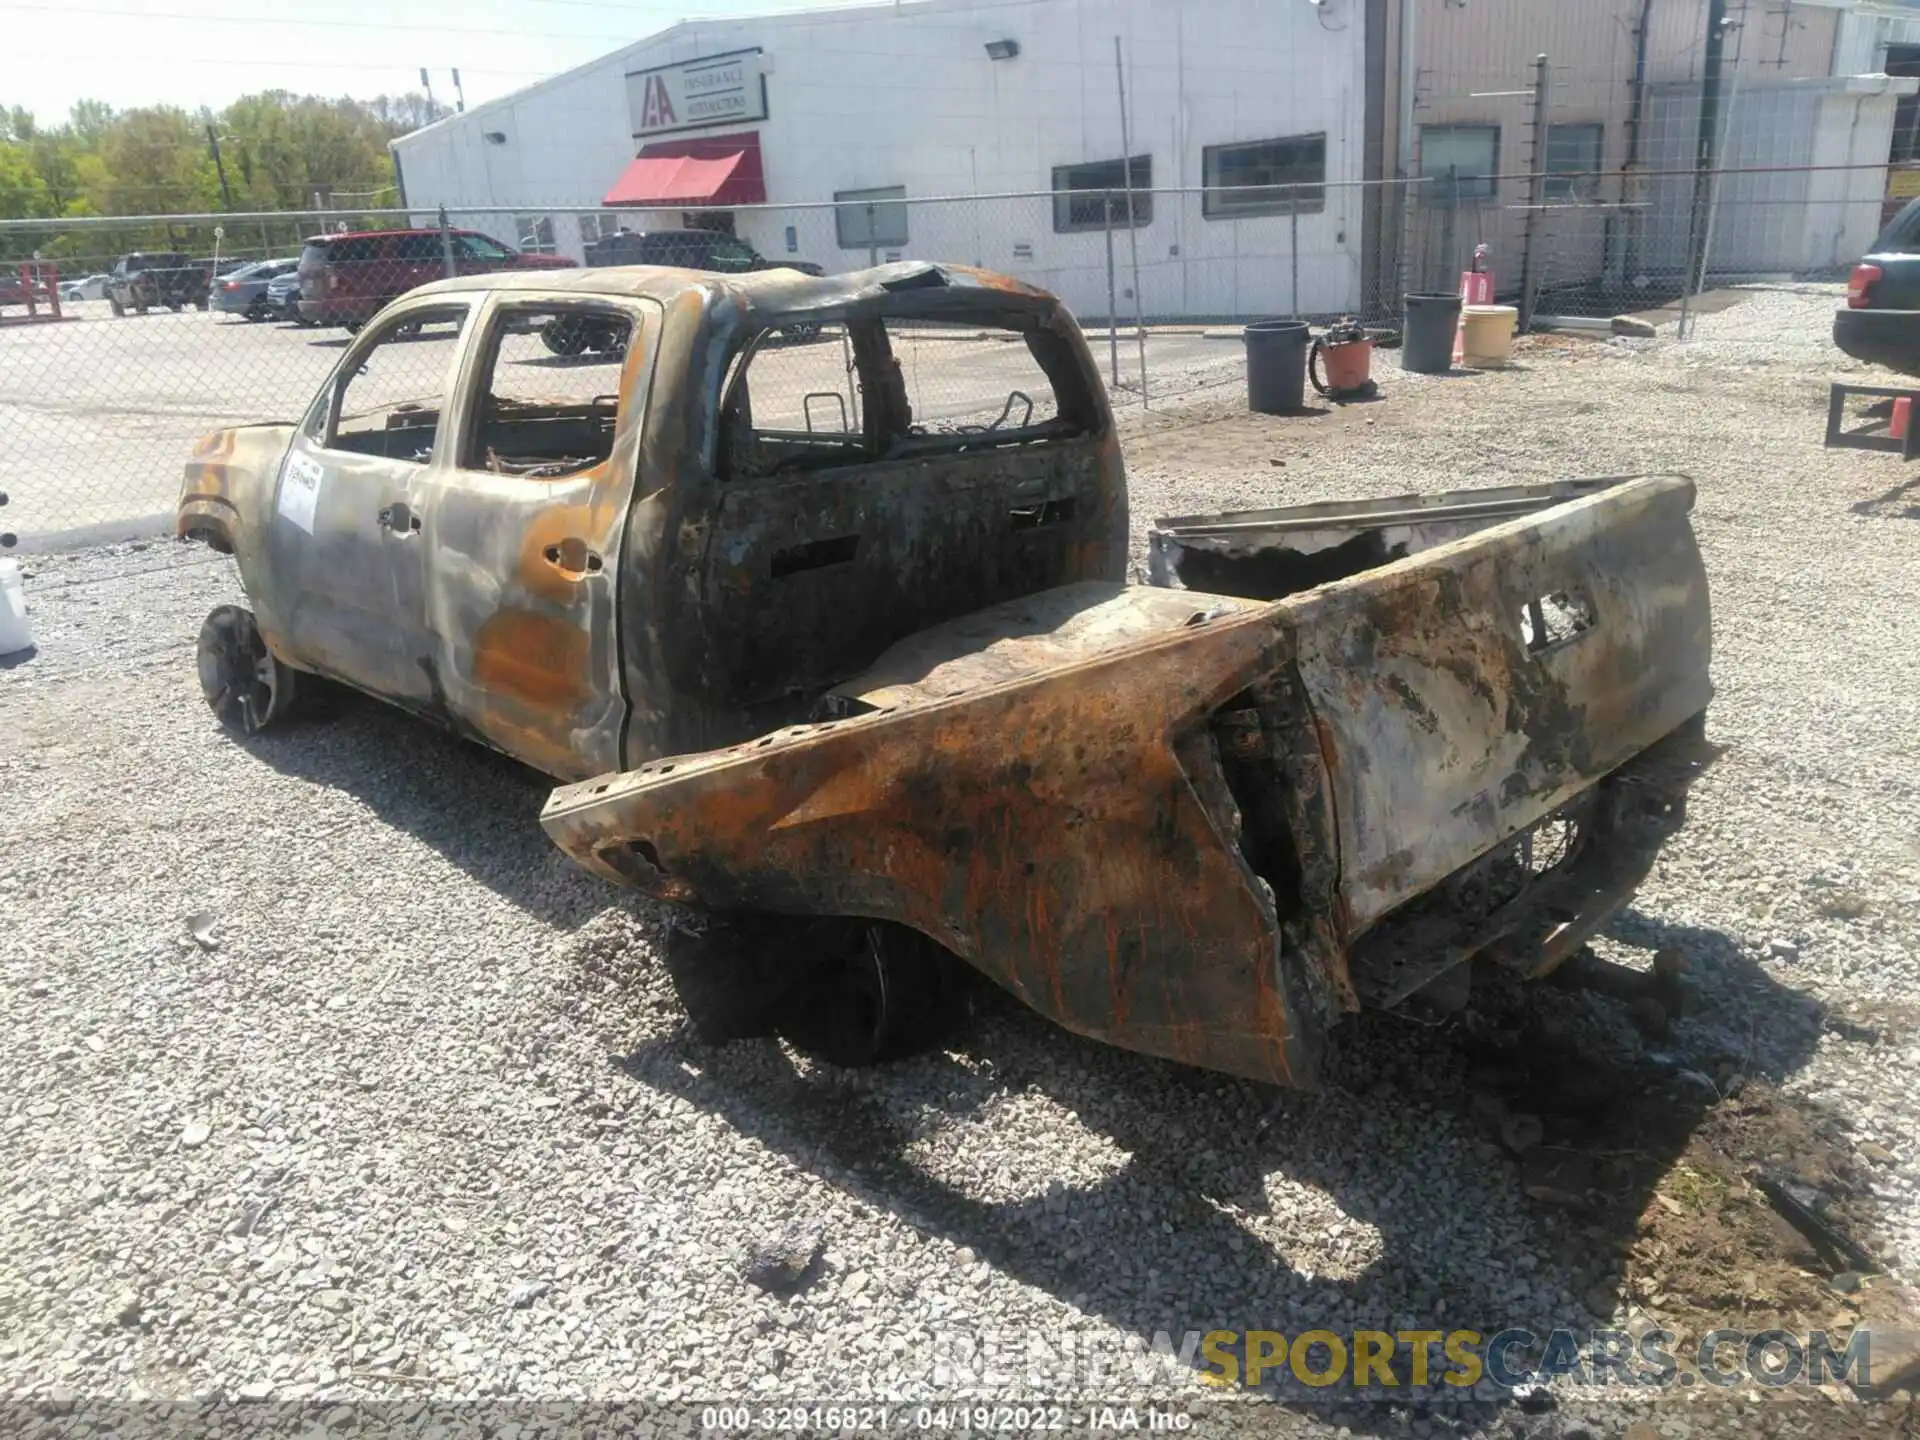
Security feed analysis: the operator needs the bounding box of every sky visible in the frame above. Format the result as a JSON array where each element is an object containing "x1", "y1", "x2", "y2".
[{"x1": 2, "y1": 0, "x2": 838, "y2": 126}]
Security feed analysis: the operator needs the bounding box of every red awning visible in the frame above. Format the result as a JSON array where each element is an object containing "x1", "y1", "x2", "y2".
[{"x1": 602, "y1": 132, "x2": 766, "y2": 208}]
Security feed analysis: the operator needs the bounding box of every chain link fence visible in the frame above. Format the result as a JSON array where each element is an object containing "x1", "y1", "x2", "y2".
[{"x1": 0, "y1": 145, "x2": 1884, "y2": 549}]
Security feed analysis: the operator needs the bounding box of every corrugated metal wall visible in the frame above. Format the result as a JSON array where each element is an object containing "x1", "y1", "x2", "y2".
[{"x1": 1375, "y1": 0, "x2": 1862, "y2": 306}]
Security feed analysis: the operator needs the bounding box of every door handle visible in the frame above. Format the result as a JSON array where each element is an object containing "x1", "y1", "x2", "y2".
[
  {"x1": 379, "y1": 502, "x2": 421, "y2": 534},
  {"x1": 542, "y1": 538, "x2": 604, "y2": 574}
]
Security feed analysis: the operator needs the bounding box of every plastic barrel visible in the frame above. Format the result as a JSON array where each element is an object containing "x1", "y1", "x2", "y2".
[
  {"x1": 1243, "y1": 319, "x2": 1310, "y2": 414},
  {"x1": 1462, "y1": 304, "x2": 1520, "y2": 367},
  {"x1": 1402, "y1": 292, "x2": 1463, "y2": 374}
]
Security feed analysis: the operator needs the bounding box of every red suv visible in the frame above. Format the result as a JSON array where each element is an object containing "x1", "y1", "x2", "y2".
[{"x1": 296, "y1": 228, "x2": 574, "y2": 330}]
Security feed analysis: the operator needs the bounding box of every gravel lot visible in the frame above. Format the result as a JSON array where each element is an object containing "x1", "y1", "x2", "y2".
[{"x1": 3, "y1": 285, "x2": 1918, "y2": 1438}]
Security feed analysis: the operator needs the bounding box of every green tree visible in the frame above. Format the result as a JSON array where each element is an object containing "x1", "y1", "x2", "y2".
[{"x1": 1, "y1": 90, "x2": 448, "y2": 270}]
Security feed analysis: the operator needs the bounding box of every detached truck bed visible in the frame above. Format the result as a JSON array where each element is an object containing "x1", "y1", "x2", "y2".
[{"x1": 546, "y1": 473, "x2": 1714, "y2": 1088}]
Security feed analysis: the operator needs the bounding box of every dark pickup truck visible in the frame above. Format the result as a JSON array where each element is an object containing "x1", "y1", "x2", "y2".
[
  {"x1": 541, "y1": 227, "x2": 827, "y2": 354},
  {"x1": 107, "y1": 252, "x2": 211, "y2": 316}
]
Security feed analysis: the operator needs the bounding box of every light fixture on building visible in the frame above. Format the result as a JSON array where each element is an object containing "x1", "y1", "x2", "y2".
[
  {"x1": 483, "y1": 130, "x2": 508, "y2": 145},
  {"x1": 984, "y1": 38, "x2": 1019, "y2": 60}
]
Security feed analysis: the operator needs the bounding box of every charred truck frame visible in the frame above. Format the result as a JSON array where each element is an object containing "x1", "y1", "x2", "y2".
[{"x1": 180, "y1": 261, "x2": 1715, "y2": 1088}]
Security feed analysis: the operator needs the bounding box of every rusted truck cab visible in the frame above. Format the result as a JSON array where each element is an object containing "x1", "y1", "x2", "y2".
[{"x1": 179, "y1": 262, "x2": 1126, "y2": 777}]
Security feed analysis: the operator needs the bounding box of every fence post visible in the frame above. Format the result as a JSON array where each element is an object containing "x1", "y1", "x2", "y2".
[
  {"x1": 438, "y1": 205, "x2": 457, "y2": 279},
  {"x1": 1679, "y1": 0, "x2": 1731, "y2": 341},
  {"x1": 1518, "y1": 52, "x2": 1550, "y2": 332},
  {"x1": 1289, "y1": 186, "x2": 1300, "y2": 319},
  {"x1": 1685, "y1": 56, "x2": 1742, "y2": 340},
  {"x1": 1103, "y1": 189, "x2": 1120, "y2": 391}
]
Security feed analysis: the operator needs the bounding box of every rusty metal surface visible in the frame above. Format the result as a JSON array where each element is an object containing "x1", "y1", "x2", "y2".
[
  {"x1": 543, "y1": 586, "x2": 1322, "y2": 1087},
  {"x1": 543, "y1": 476, "x2": 1714, "y2": 1085},
  {"x1": 1279, "y1": 473, "x2": 1712, "y2": 932},
  {"x1": 825, "y1": 582, "x2": 1262, "y2": 710},
  {"x1": 175, "y1": 261, "x2": 1126, "y2": 782},
  {"x1": 1147, "y1": 476, "x2": 1629, "y2": 600}
]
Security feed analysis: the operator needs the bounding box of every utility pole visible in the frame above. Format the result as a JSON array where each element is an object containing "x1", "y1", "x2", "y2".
[
  {"x1": 452, "y1": 68, "x2": 466, "y2": 113},
  {"x1": 1681, "y1": 0, "x2": 1731, "y2": 325},
  {"x1": 205, "y1": 124, "x2": 233, "y2": 210},
  {"x1": 1113, "y1": 36, "x2": 1148, "y2": 407},
  {"x1": 1518, "y1": 54, "x2": 1549, "y2": 331},
  {"x1": 419, "y1": 66, "x2": 438, "y2": 112}
]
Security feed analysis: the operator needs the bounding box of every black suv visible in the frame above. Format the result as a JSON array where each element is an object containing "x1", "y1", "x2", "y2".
[
  {"x1": 1833, "y1": 197, "x2": 1920, "y2": 376},
  {"x1": 584, "y1": 227, "x2": 823, "y2": 277},
  {"x1": 543, "y1": 228, "x2": 826, "y2": 353},
  {"x1": 107, "y1": 252, "x2": 211, "y2": 316}
]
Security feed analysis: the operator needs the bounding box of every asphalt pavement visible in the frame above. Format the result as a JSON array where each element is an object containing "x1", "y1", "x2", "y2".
[{"x1": 0, "y1": 301, "x2": 1242, "y2": 548}]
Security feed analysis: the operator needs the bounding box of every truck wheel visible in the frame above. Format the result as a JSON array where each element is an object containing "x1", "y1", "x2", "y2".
[
  {"x1": 196, "y1": 605, "x2": 302, "y2": 735},
  {"x1": 194, "y1": 297, "x2": 209, "y2": 311},
  {"x1": 778, "y1": 921, "x2": 962, "y2": 1067},
  {"x1": 662, "y1": 912, "x2": 796, "y2": 1043},
  {"x1": 541, "y1": 318, "x2": 588, "y2": 356},
  {"x1": 134, "y1": 303, "x2": 148, "y2": 315}
]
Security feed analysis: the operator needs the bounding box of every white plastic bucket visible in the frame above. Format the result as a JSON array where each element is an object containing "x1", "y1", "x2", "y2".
[
  {"x1": 0, "y1": 558, "x2": 34, "y2": 656},
  {"x1": 1461, "y1": 304, "x2": 1519, "y2": 368}
]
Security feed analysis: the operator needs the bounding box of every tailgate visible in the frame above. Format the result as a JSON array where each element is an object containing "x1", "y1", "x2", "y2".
[{"x1": 1276, "y1": 473, "x2": 1712, "y2": 932}]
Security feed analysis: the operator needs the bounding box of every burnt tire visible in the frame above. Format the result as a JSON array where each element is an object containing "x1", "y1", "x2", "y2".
[
  {"x1": 778, "y1": 921, "x2": 962, "y2": 1067},
  {"x1": 196, "y1": 605, "x2": 302, "y2": 734},
  {"x1": 541, "y1": 318, "x2": 589, "y2": 356},
  {"x1": 663, "y1": 911, "x2": 805, "y2": 1044}
]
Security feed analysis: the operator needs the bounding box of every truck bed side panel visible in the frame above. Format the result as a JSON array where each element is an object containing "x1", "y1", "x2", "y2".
[
  {"x1": 1281, "y1": 474, "x2": 1713, "y2": 933},
  {"x1": 543, "y1": 598, "x2": 1319, "y2": 1086}
]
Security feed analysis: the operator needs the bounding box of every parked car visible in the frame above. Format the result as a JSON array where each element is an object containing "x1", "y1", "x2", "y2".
[
  {"x1": 583, "y1": 226, "x2": 824, "y2": 277},
  {"x1": 295, "y1": 227, "x2": 573, "y2": 330},
  {"x1": 107, "y1": 252, "x2": 211, "y2": 315},
  {"x1": 60, "y1": 273, "x2": 111, "y2": 302},
  {"x1": 265, "y1": 269, "x2": 306, "y2": 324},
  {"x1": 546, "y1": 227, "x2": 827, "y2": 353},
  {"x1": 177, "y1": 262, "x2": 1714, "y2": 1081},
  {"x1": 212, "y1": 258, "x2": 300, "y2": 321},
  {"x1": 1834, "y1": 195, "x2": 1920, "y2": 375}
]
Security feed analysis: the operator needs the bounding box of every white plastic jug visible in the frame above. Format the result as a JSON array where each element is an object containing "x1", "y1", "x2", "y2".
[{"x1": 0, "y1": 558, "x2": 34, "y2": 656}]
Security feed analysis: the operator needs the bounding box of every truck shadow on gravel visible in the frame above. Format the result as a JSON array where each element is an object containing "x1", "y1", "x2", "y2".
[
  {"x1": 609, "y1": 926, "x2": 1895, "y2": 1437},
  {"x1": 240, "y1": 690, "x2": 619, "y2": 927},
  {"x1": 240, "y1": 700, "x2": 1895, "y2": 1436}
]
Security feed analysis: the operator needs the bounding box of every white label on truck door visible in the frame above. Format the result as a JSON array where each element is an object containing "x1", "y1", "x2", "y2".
[{"x1": 277, "y1": 451, "x2": 325, "y2": 534}]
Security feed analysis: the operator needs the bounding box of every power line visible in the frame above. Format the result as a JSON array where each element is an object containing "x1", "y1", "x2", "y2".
[
  {"x1": 4, "y1": 52, "x2": 557, "y2": 77},
  {"x1": 1, "y1": 3, "x2": 649, "y2": 42}
]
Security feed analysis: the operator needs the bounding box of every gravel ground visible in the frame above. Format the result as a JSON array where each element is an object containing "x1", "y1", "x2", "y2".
[{"x1": 2, "y1": 285, "x2": 1918, "y2": 1438}]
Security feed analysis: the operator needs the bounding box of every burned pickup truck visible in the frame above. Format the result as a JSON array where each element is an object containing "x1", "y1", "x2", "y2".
[{"x1": 179, "y1": 261, "x2": 1713, "y2": 1088}]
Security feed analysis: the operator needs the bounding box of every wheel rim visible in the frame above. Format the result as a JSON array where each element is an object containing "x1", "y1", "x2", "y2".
[
  {"x1": 197, "y1": 608, "x2": 280, "y2": 733},
  {"x1": 819, "y1": 927, "x2": 890, "y2": 1060}
]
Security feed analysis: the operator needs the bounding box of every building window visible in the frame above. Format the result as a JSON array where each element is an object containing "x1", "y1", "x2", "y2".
[
  {"x1": 834, "y1": 185, "x2": 909, "y2": 249},
  {"x1": 1202, "y1": 134, "x2": 1325, "y2": 219},
  {"x1": 1544, "y1": 123, "x2": 1603, "y2": 200},
  {"x1": 1419, "y1": 125, "x2": 1499, "y2": 202},
  {"x1": 1052, "y1": 156, "x2": 1152, "y2": 232},
  {"x1": 515, "y1": 214, "x2": 557, "y2": 254}
]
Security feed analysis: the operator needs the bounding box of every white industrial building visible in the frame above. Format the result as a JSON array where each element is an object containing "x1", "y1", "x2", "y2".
[
  {"x1": 392, "y1": 0, "x2": 1920, "y2": 322},
  {"x1": 391, "y1": 0, "x2": 1371, "y2": 321}
]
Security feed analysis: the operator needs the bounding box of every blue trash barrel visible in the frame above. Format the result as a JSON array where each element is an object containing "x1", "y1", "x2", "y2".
[
  {"x1": 1402, "y1": 292, "x2": 1463, "y2": 374},
  {"x1": 1243, "y1": 319, "x2": 1310, "y2": 414}
]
